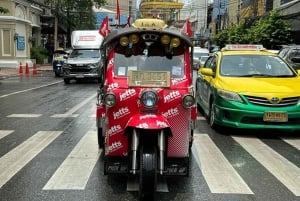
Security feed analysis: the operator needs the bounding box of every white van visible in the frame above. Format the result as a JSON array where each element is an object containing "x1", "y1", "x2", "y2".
[
  {"x1": 62, "y1": 30, "x2": 104, "y2": 84},
  {"x1": 193, "y1": 47, "x2": 210, "y2": 70}
]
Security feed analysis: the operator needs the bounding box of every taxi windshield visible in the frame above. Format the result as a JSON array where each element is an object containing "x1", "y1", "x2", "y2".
[
  {"x1": 114, "y1": 53, "x2": 184, "y2": 78},
  {"x1": 220, "y1": 55, "x2": 296, "y2": 77}
]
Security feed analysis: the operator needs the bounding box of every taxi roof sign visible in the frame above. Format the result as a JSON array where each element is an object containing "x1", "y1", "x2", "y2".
[
  {"x1": 224, "y1": 44, "x2": 264, "y2": 51},
  {"x1": 132, "y1": 18, "x2": 168, "y2": 30}
]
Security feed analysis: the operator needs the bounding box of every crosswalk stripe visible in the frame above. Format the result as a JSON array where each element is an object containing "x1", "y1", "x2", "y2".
[
  {"x1": 51, "y1": 93, "x2": 96, "y2": 118},
  {"x1": 281, "y1": 137, "x2": 300, "y2": 150},
  {"x1": 193, "y1": 134, "x2": 253, "y2": 194},
  {"x1": 7, "y1": 114, "x2": 42, "y2": 118},
  {"x1": 233, "y1": 136, "x2": 300, "y2": 196},
  {"x1": 0, "y1": 130, "x2": 14, "y2": 140},
  {"x1": 0, "y1": 131, "x2": 62, "y2": 188},
  {"x1": 43, "y1": 131, "x2": 101, "y2": 190}
]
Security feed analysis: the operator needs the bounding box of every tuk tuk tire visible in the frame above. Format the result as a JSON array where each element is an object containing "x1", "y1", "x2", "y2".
[
  {"x1": 64, "y1": 78, "x2": 70, "y2": 84},
  {"x1": 55, "y1": 72, "x2": 60, "y2": 77},
  {"x1": 139, "y1": 144, "x2": 157, "y2": 201},
  {"x1": 98, "y1": 128, "x2": 104, "y2": 149}
]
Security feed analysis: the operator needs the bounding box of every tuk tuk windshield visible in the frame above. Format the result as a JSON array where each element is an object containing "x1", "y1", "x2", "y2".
[{"x1": 114, "y1": 53, "x2": 184, "y2": 78}]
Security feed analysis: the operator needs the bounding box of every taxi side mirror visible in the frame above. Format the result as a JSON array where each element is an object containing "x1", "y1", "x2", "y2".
[{"x1": 199, "y1": 68, "x2": 213, "y2": 76}]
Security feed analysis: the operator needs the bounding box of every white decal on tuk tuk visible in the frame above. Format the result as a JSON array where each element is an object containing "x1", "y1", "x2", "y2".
[
  {"x1": 108, "y1": 141, "x2": 123, "y2": 152},
  {"x1": 113, "y1": 107, "x2": 130, "y2": 119},
  {"x1": 137, "y1": 123, "x2": 149, "y2": 129},
  {"x1": 171, "y1": 76, "x2": 187, "y2": 85},
  {"x1": 164, "y1": 90, "x2": 181, "y2": 103},
  {"x1": 139, "y1": 114, "x2": 156, "y2": 120},
  {"x1": 156, "y1": 120, "x2": 168, "y2": 127},
  {"x1": 107, "y1": 124, "x2": 122, "y2": 136},
  {"x1": 120, "y1": 89, "x2": 136, "y2": 101},
  {"x1": 107, "y1": 82, "x2": 119, "y2": 91},
  {"x1": 162, "y1": 107, "x2": 179, "y2": 118}
]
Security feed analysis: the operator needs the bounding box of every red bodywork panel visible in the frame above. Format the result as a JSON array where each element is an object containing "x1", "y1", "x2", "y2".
[{"x1": 97, "y1": 48, "x2": 193, "y2": 157}]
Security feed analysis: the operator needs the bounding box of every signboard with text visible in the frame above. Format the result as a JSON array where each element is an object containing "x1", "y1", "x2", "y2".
[{"x1": 17, "y1": 36, "x2": 25, "y2": 50}]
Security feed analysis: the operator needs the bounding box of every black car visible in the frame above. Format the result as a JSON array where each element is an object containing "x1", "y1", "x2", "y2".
[{"x1": 278, "y1": 45, "x2": 300, "y2": 70}]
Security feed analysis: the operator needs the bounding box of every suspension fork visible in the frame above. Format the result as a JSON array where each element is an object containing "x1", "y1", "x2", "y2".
[{"x1": 130, "y1": 129, "x2": 166, "y2": 175}]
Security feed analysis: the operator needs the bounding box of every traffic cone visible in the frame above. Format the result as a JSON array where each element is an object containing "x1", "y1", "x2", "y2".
[
  {"x1": 32, "y1": 63, "x2": 37, "y2": 76},
  {"x1": 19, "y1": 62, "x2": 23, "y2": 74},
  {"x1": 25, "y1": 63, "x2": 30, "y2": 75}
]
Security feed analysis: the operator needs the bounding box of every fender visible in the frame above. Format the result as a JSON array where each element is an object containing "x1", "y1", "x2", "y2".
[{"x1": 126, "y1": 114, "x2": 171, "y2": 130}]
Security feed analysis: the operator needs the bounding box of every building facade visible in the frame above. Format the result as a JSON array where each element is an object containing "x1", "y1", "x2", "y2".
[{"x1": 0, "y1": 0, "x2": 43, "y2": 68}]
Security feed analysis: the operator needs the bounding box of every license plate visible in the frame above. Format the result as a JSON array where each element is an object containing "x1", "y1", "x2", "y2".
[
  {"x1": 263, "y1": 111, "x2": 288, "y2": 122},
  {"x1": 128, "y1": 70, "x2": 170, "y2": 87},
  {"x1": 76, "y1": 75, "x2": 84, "y2": 78}
]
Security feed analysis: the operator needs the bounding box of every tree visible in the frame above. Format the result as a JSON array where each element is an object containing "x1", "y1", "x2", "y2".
[
  {"x1": 0, "y1": 7, "x2": 9, "y2": 13},
  {"x1": 212, "y1": 10, "x2": 293, "y2": 49}
]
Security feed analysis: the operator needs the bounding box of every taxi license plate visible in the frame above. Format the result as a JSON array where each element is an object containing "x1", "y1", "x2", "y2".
[{"x1": 263, "y1": 111, "x2": 288, "y2": 122}]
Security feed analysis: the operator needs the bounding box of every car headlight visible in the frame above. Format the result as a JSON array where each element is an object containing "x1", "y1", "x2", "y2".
[
  {"x1": 63, "y1": 64, "x2": 72, "y2": 68},
  {"x1": 217, "y1": 89, "x2": 243, "y2": 103},
  {"x1": 182, "y1": 94, "x2": 195, "y2": 108},
  {"x1": 88, "y1": 62, "x2": 100, "y2": 68},
  {"x1": 104, "y1": 93, "x2": 117, "y2": 107},
  {"x1": 140, "y1": 90, "x2": 158, "y2": 108}
]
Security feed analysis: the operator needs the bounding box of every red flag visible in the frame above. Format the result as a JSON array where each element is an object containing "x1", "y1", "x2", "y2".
[
  {"x1": 99, "y1": 16, "x2": 110, "y2": 37},
  {"x1": 116, "y1": 0, "x2": 120, "y2": 25},
  {"x1": 181, "y1": 19, "x2": 192, "y2": 37},
  {"x1": 126, "y1": 15, "x2": 131, "y2": 27}
]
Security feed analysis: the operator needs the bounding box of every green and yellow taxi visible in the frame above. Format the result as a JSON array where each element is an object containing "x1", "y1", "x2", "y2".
[{"x1": 195, "y1": 44, "x2": 300, "y2": 130}]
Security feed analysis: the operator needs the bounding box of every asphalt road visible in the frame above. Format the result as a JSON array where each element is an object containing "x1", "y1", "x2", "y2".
[{"x1": 0, "y1": 72, "x2": 299, "y2": 201}]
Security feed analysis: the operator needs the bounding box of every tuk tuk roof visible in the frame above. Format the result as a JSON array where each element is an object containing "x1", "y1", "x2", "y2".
[{"x1": 102, "y1": 27, "x2": 193, "y2": 47}]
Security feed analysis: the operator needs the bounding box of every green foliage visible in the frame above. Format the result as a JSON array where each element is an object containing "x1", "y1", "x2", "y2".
[
  {"x1": 212, "y1": 10, "x2": 293, "y2": 49},
  {"x1": 44, "y1": 0, "x2": 106, "y2": 30},
  {"x1": 0, "y1": 7, "x2": 9, "y2": 13},
  {"x1": 30, "y1": 47, "x2": 49, "y2": 64}
]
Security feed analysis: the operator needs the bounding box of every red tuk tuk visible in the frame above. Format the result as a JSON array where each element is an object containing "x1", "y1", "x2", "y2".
[{"x1": 96, "y1": 18, "x2": 197, "y2": 200}]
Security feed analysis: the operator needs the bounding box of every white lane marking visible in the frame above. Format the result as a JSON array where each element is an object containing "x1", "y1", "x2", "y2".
[
  {"x1": 193, "y1": 134, "x2": 253, "y2": 194},
  {"x1": 0, "y1": 130, "x2": 14, "y2": 140},
  {"x1": 281, "y1": 137, "x2": 300, "y2": 150},
  {"x1": 7, "y1": 114, "x2": 42, "y2": 118},
  {"x1": 43, "y1": 131, "x2": 101, "y2": 190},
  {"x1": 51, "y1": 93, "x2": 97, "y2": 118},
  {"x1": 0, "y1": 131, "x2": 62, "y2": 188},
  {"x1": 197, "y1": 116, "x2": 206, "y2": 120},
  {"x1": 233, "y1": 136, "x2": 300, "y2": 196},
  {"x1": 0, "y1": 81, "x2": 63, "y2": 98}
]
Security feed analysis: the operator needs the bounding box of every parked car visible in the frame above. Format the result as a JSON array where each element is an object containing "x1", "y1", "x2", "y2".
[
  {"x1": 278, "y1": 45, "x2": 300, "y2": 70},
  {"x1": 195, "y1": 44, "x2": 300, "y2": 131},
  {"x1": 193, "y1": 47, "x2": 210, "y2": 70}
]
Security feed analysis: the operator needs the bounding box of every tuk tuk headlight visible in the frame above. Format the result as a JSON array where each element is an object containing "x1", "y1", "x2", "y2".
[
  {"x1": 182, "y1": 94, "x2": 195, "y2": 108},
  {"x1": 104, "y1": 93, "x2": 117, "y2": 107},
  {"x1": 141, "y1": 90, "x2": 158, "y2": 108}
]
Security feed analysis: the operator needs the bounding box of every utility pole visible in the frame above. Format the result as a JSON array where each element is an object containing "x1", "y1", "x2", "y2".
[{"x1": 54, "y1": 0, "x2": 59, "y2": 50}]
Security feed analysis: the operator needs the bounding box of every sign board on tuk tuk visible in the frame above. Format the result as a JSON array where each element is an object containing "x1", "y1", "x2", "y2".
[{"x1": 128, "y1": 70, "x2": 170, "y2": 87}]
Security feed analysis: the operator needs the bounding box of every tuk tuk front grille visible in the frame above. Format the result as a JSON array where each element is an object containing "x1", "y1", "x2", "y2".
[{"x1": 244, "y1": 95, "x2": 300, "y2": 107}]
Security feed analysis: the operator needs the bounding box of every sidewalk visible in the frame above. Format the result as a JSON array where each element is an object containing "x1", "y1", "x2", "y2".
[{"x1": 0, "y1": 64, "x2": 53, "y2": 79}]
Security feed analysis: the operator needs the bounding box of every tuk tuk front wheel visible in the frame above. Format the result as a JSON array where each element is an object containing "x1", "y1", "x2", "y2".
[
  {"x1": 139, "y1": 144, "x2": 157, "y2": 201},
  {"x1": 97, "y1": 128, "x2": 104, "y2": 149}
]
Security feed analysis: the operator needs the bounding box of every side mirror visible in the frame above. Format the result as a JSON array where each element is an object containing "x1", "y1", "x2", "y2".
[{"x1": 199, "y1": 68, "x2": 213, "y2": 76}]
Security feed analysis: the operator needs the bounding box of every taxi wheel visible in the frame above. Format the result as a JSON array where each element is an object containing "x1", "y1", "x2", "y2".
[{"x1": 208, "y1": 99, "x2": 217, "y2": 128}]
